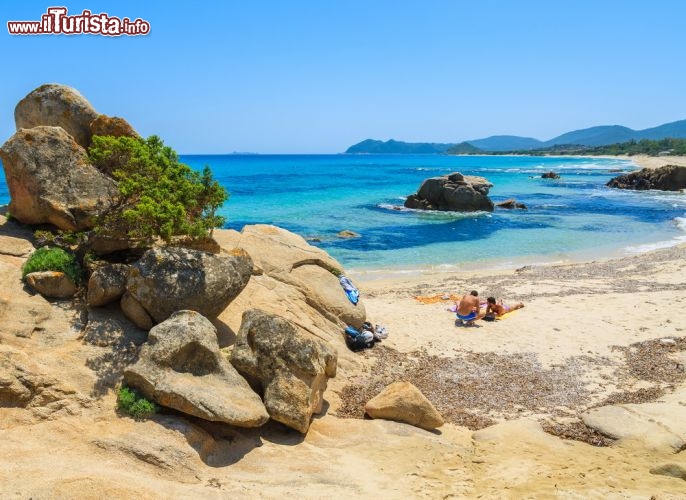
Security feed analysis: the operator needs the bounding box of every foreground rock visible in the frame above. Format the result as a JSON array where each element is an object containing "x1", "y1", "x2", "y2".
[
  {"x1": 232, "y1": 309, "x2": 337, "y2": 433},
  {"x1": 123, "y1": 310, "x2": 268, "y2": 427},
  {"x1": 606, "y1": 165, "x2": 686, "y2": 191},
  {"x1": 126, "y1": 247, "x2": 252, "y2": 325},
  {"x1": 0, "y1": 126, "x2": 117, "y2": 230},
  {"x1": 404, "y1": 172, "x2": 494, "y2": 211},
  {"x1": 25, "y1": 271, "x2": 77, "y2": 299},
  {"x1": 364, "y1": 381, "x2": 444, "y2": 430},
  {"x1": 86, "y1": 264, "x2": 129, "y2": 307},
  {"x1": 14, "y1": 83, "x2": 99, "y2": 148}
]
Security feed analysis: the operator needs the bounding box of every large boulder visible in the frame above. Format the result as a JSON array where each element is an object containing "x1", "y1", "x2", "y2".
[
  {"x1": 126, "y1": 247, "x2": 252, "y2": 325},
  {"x1": 89, "y1": 115, "x2": 139, "y2": 141},
  {"x1": 14, "y1": 84, "x2": 99, "y2": 148},
  {"x1": 123, "y1": 310, "x2": 269, "y2": 427},
  {"x1": 404, "y1": 172, "x2": 494, "y2": 211},
  {"x1": 0, "y1": 126, "x2": 117, "y2": 230},
  {"x1": 214, "y1": 225, "x2": 366, "y2": 329},
  {"x1": 607, "y1": 165, "x2": 686, "y2": 191},
  {"x1": 231, "y1": 309, "x2": 337, "y2": 433},
  {"x1": 86, "y1": 263, "x2": 129, "y2": 307},
  {"x1": 364, "y1": 381, "x2": 444, "y2": 430}
]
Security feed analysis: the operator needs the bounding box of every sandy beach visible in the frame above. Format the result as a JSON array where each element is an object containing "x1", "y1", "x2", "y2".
[{"x1": 603, "y1": 154, "x2": 686, "y2": 170}]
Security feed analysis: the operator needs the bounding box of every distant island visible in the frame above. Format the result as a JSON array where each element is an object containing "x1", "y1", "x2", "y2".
[{"x1": 345, "y1": 119, "x2": 686, "y2": 154}]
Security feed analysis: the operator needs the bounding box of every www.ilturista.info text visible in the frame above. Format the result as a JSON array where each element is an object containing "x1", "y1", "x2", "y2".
[{"x1": 7, "y1": 7, "x2": 150, "y2": 36}]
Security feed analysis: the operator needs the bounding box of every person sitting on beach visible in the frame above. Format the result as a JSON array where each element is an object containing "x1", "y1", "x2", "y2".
[
  {"x1": 485, "y1": 296, "x2": 524, "y2": 319},
  {"x1": 456, "y1": 290, "x2": 483, "y2": 326}
]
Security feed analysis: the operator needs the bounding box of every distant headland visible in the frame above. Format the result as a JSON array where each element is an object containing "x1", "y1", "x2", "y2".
[{"x1": 345, "y1": 119, "x2": 686, "y2": 155}]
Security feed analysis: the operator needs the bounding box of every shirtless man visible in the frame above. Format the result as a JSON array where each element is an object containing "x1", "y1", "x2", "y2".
[
  {"x1": 456, "y1": 290, "x2": 482, "y2": 326},
  {"x1": 485, "y1": 296, "x2": 524, "y2": 319}
]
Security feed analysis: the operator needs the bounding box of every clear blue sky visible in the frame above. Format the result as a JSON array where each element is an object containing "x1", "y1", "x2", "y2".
[{"x1": 1, "y1": 1, "x2": 685, "y2": 153}]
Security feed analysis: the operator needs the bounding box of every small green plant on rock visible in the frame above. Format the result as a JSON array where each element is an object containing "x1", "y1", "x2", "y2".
[
  {"x1": 117, "y1": 385, "x2": 157, "y2": 419},
  {"x1": 22, "y1": 246, "x2": 83, "y2": 284}
]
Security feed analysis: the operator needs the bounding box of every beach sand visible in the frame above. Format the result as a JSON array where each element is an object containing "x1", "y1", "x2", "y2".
[{"x1": 603, "y1": 154, "x2": 686, "y2": 170}]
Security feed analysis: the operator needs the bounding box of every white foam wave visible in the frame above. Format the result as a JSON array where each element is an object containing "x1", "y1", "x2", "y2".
[{"x1": 624, "y1": 216, "x2": 686, "y2": 254}]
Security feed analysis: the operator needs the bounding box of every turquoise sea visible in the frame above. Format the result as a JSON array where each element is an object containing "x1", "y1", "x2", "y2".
[{"x1": 2, "y1": 155, "x2": 685, "y2": 274}]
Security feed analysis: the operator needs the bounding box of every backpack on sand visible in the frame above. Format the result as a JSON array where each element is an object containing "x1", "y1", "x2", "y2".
[{"x1": 344, "y1": 326, "x2": 374, "y2": 351}]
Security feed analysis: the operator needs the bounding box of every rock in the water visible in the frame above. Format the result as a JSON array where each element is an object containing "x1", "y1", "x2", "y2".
[
  {"x1": 337, "y1": 230, "x2": 360, "y2": 239},
  {"x1": 364, "y1": 381, "x2": 444, "y2": 430},
  {"x1": 541, "y1": 171, "x2": 560, "y2": 179},
  {"x1": 231, "y1": 309, "x2": 337, "y2": 433},
  {"x1": 495, "y1": 198, "x2": 527, "y2": 210},
  {"x1": 404, "y1": 172, "x2": 494, "y2": 212},
  {"x1": 607, "y1": 165, "x2": 686, "y2": 191},
  {"x1": 123, "y1": 310, "x2": 268, "y2": 427},
  {"x1": 89, "y1": 115, "x2": 139, "y2": 141},
  {"x1": 0, "y1": 126, "x2": 117, "y2": 231},
  {"x1": 87, "y1": 264, "x2": 129, "y2": 307},
  {"x1": 120, "y1": 292, "x2": 154, "y2": 331},
  {"x1": 25, "y1": 271, "x2": 77, "y2": 299},
  {"x1": 14, "y1": 84, "x2": 99, "y2": 148},
  {"x1": 127, "y1": 247, "x2": 253, "y2": 324}
]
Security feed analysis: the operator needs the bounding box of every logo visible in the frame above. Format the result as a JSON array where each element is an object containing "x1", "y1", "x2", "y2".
[{"x1": 7, "y1": 7, "x2": 150, "y2": 36}]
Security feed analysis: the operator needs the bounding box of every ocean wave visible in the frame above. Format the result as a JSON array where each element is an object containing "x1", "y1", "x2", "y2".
[
  {"x1": 624, "y1": 216, "x2": 686, "y2": 254},
  {"x1": 376, "y1": 203, "x2": 491, "y2": 218}
]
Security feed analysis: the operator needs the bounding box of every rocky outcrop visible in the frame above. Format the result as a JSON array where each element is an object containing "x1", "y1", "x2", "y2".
[
  {"x1": 541, "y1": 171, "x2": 560, "y2": 179},
  {"x1": 364, "y1": 381, "x2": 444, "y2": 430},
  {"x1": 123, "y1": 310, "x2": 269, "y2": 427},
  {"x1": 14, "y1": 84, "x2": 99, "y2": 148},
  {"x1": 495, "y1": 198, "x2": 527, "y2": 210},
  {"x1": 126, "y1": 247, "x2": 252, "y2": 325},
  {"x1": 232, "y1": 309, "x2": 337, "y2": 433},
  {"x1": 0, "y1": 126, "x2": 117, "y2": 231},
  {"x1": 89, "y1": 115, "x2": 139, "y2": 141},
  {"x1": 214, "y1": 225, "x2": 366, "y2": 373},
  {"x1": 86, "y1": 264, "x2": 129, "y2": 307},
  {"x1": 25, "y1": 271, "x2": 77, "y2": 299},
  {"x1": 606, "y1": 165, "x2": 686, "y2": 191},
  {"x1": 404, "y1": 172, "x2": 494, "y2": 212}
]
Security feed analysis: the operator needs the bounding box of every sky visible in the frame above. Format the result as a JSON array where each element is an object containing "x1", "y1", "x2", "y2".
[{"x1": 1, "y1": 1, "x2": 685, "y2": 153}]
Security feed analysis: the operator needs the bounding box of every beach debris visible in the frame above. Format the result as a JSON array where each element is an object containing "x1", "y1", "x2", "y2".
[
  {"x1": 404, "y1": 172, "x2": 494, "y2": 212},
  {"x1": 364, "y1": 381, "x2": 444, "y2": 430},
  {"x1": 660, "y1": 338, "x2": 677, "y2": 346}
]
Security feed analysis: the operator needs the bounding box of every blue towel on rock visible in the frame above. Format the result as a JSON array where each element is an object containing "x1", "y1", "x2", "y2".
[{"x1": 339, "y1": 275, "x2": 359, "y2": 305}]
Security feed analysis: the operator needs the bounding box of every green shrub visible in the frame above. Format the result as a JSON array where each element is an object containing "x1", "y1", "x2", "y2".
[
  {"x1": 22, "y1": 247, "x2": 82, "y2": 284},
  {"x1": 117, "y1": 385, "x2": 157, "y2": 419},
  {"x1": 88, "y1": 135, "x2": 228, "y2": 243}
]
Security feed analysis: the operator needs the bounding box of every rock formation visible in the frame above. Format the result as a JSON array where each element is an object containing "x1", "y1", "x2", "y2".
[
  {"x1": 364, "y1": 381, "x2": 444, "y2": 430},
  {"x1": 214, "y1": 224, "x2": 367, "y2": 372},
  {"x1": 606, "y1": 165, "x2": 686, "y2": 191},
  {"x1": 86, "y1": 263, "x2": 129, "y2": 307},
  {"x1": 232, "y1": 308, "x2": 337, "y2": 433},
  {"x1": 89, "y1": 115, "x2": 139, "y2": 142},
  {"x1": 14, "y1": 84, "x2": 100, "y2": 148},
  {"x1": 495, "y1": 198, "x2": 527, "y2": 210},
  {"x1": 541, "y1": 171, "x2": 560, "y2": 179},
  {"x1": 25, "y1": 271, "x2": 77, "y2": 299},
  {"x1": 125, "y1": 246, "x2": 253, "y2": 325},
  {"x1": 123, "y1": 310, "x2": 269, "y2": 427},
  {"x1": 0, "y1": 126, "x2": 117, "y2": 230},
  {"x1": 404, "y1": 172, "x2": 494, "y2": 211}
]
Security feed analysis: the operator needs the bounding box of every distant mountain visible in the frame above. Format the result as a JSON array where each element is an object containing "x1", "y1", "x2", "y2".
[
  {"x1": 447, "y1": 141, "x2": 483, "y2": 154},
  {"x1": 345, "y1": 139, "x2": 454, "y2": 154},
  {"x1": 345, "y1": 119, "x2": 686, "y2": 153},
  {"x1": 462, "y1": 135, "x2": 542, "y2": 152}
]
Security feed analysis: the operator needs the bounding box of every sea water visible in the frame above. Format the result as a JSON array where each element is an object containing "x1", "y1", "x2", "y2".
[{"x1": 1, "y1": 155, "x2": 684, "y2": 273}]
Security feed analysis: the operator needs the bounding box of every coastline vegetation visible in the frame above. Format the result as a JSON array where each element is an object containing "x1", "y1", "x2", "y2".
[
  {"x1": 21, "y1": 246, "x2": 83, "y2": 284},
  {"x1": 116, "y1": 385, "x2": 158, "y2": 419},
  {"x1": 88, "y1": 135, "x2": 228, "y2": 243}
]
